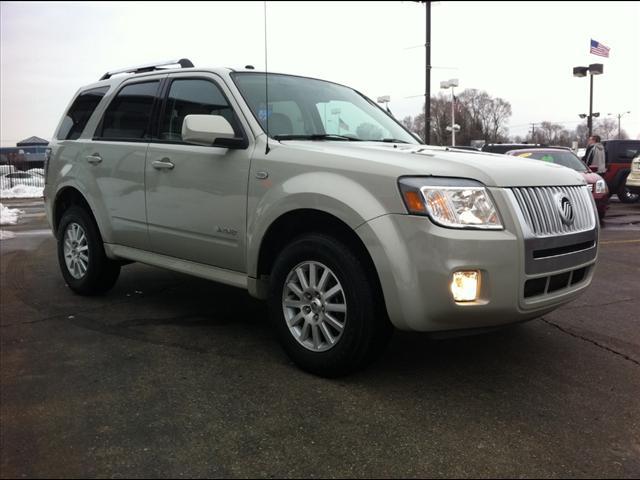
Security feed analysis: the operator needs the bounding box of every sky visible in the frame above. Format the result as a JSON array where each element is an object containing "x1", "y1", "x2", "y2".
[{"x1": 1, "y1": 1, "x2": 639, "y2": 147}]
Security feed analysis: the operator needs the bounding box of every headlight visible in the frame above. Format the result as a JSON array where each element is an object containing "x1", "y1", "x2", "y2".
[
  {"x1": 398, "y1": 177, "x2": 503, "y2": 229},
  {"x1": 595, "y1": 178, "x2": 607, "y2": 194}
]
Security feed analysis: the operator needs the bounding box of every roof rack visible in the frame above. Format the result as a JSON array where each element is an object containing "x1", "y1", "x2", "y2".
[{"x1": 99, "y1": 58, "x2": 194, "y2": 81}]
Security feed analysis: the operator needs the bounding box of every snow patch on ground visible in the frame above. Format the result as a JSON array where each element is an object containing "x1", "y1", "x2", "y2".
[
  {"x1": 0, "y1": 230, "x2": 17, "y2": 240},
  {"x1": 0, "y1": 185, "x2": 44, "y2": 199},
  {"x1": 1, "y1": 203, "x2": 23, "y2": 226}
]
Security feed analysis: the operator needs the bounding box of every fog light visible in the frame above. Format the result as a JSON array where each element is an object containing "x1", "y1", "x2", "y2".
[{"x1": 451, "y1": 271, "x2": 480, "y2": 302}]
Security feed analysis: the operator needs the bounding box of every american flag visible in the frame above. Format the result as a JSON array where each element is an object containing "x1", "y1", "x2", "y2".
[{"x1": 590, "y1": 39, "x2": 610, "y2": 58}]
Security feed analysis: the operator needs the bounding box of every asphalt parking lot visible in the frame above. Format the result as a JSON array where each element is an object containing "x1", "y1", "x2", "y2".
[{"x1": 1, "y1": 198, "x2": 639, "y2": 478}]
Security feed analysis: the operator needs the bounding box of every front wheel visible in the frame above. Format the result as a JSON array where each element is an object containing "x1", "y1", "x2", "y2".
[
  {"x1": 57, "y1": 206, "x2": 120, "y2": 295},
  {"x1": 268, "y1": 234, "x2": 392, "y2": 377}
]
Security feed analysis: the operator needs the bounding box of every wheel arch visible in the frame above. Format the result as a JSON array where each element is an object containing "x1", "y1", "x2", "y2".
[{"x1": 253, "y1": 209, "x2": 386, "y2": 310}]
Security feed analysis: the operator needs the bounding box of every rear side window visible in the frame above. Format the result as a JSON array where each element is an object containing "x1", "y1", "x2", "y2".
[
  {"x1": 604, "y1": 142, "x2": 640, "y2": 164},
  {"x1": 57, "y1": 87, "x2": 109, "y2": 140},
  {"x1": 98, "y1": 81, "x2": 160, "y2": 140},
  {"x1": 158, "y1": 79, "x2": 241, "y2": 142}
]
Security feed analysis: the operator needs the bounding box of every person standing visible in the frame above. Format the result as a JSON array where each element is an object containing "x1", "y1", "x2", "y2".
[{"x1": 583, "y1": 135, "x2": 606, "y2": 173}]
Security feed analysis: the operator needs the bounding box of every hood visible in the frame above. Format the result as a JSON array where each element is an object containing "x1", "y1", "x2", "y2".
[
  {"x1": 583, "y1": 171, "x2": 604, "y2": 184},
  {"x1": 277, "y1": 141, "x2": 586, "y2": 188}
]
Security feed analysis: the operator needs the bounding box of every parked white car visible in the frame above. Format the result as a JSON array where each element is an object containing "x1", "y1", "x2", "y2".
[
  {"x1": 625, "y1": 154, "x2": 640, "y2": 195},
  {"x1": 27, "y1": 168, "x2": 45, "y2": 177},
  {"x1": 1, "y1": 171, "x2": 45, "y2": 189}
]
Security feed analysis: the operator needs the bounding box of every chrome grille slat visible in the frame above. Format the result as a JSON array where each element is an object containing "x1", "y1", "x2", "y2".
[
  {"x1": 513, "y1": 189, "x2": 534, "y2": 230},
  {"x1": 522, "y1": 188, "x2": 542, "y2": 234},
  {"x1": 511, "y1": 186, "x2": 595, "y2": 237},
  {"x1": 541, "y1": 188, "x2": 559, "y2": 233}
]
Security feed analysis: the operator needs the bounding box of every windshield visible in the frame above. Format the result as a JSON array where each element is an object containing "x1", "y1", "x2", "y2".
[
  {"x1": 231, "y1": 73, "x2": 417, "y2": 144},
  {"x1": 512, "y1": 150, "x2": 588, "y2": 172}
]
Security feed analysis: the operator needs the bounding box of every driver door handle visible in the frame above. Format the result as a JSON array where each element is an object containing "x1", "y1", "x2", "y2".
[
  {"x1": 152, "y1": 158, "x2": 175, "y2": 170},
  {"x1": 86, "y1": 153, "x2": 102, "y2": 165}
]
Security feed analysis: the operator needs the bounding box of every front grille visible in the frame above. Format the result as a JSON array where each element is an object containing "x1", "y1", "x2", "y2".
[
  {"x1": 524, "y1": 266, "x2": 590, "y2": 298},
  {"x1": 532, "y1": 240, "x2": 596, "y2": 259},
  {"x1": 511, "y1": 186, "x2": 595, "y2": 237}
]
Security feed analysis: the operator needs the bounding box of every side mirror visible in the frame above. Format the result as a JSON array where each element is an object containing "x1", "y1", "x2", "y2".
[{"x1": 182, "y1": 114, "x2": 244, "y2": 148}]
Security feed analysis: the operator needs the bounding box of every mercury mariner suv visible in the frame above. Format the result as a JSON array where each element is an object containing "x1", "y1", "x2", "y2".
[{"x1": 44, "y1": 59, "x2": 599, "y2": 376}]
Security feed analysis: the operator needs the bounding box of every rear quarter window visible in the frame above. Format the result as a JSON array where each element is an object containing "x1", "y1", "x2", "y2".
[{"x1": 57, "y1": 87, "x2": 109, "y2": 140}]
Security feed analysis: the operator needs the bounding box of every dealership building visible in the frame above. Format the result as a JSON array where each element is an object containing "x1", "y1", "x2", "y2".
[{"x1": 0, "y1": 136, "x2": 49, "y2": 170}]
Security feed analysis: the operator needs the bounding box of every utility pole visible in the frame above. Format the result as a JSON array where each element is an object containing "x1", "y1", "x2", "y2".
[
  {"x1": 413, "y1": 1, "x2": 432, "y2": 144},
  {"x1": 529, "y1": 123, "x2": 538, "y2": 141},
  {"x1": 424, "y1": 1, "x2": 431, "y2": 144},
  {"x1": 608, "y1": 111, "x2": 631, "y2": 139}
]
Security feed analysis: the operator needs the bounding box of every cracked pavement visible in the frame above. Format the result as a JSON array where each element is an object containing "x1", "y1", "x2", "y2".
[{"x1": 1, "y1": 199, "x2": 639, "y2": 478}]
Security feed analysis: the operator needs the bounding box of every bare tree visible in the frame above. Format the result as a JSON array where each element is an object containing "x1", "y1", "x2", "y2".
[
  {"x1": 457, "y1": 89, "x2": 511, "y2": 143},
  {"x1": 400, "y1": 89, "x2": 512, "y2": 146},
  {"x1": 595, "y1": 118, "x2": 619, "y2": 140},
  {"x1": 533, "y1": 121, "x2": 572, "y2": 146},
  {"x1": 574, "y1": 119, "x2": 629, "y2": 145}
]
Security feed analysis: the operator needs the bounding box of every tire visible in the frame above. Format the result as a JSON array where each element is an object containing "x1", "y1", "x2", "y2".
[
  {"x1": 617, "y1": 174, "x2": 640, "y2": 203},
  {"x1": 268, "y1": 233, "x2": 392, "y2": 377},
  {"x1": 57, "y1": 206, "x2": 120, "y2": 295}
]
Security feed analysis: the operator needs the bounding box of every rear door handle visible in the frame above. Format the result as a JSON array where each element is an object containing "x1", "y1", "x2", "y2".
[
  {"x1": 86, "y1": 153, "x2": 102, "y2": 165},
  {"x1": 152, "y1": 158, "x2": 175, "y2": 170}
]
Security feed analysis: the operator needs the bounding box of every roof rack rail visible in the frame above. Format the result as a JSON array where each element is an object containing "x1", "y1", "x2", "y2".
[{"x1": 99, "y1": 58, "x2": 194, "y2": 81}]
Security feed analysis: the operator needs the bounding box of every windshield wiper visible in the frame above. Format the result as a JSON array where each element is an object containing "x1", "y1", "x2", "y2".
[
  {"x1": 272, "y1": 134, "x2": 361, "y2": 141},
  {"x1": 375, "y1": 138, "x2": 411, "y2": 144}
]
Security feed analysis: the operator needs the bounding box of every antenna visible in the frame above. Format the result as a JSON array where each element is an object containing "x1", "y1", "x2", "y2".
[{"x1": 264, "y1": 0, "x2": 270, "y2": 155}]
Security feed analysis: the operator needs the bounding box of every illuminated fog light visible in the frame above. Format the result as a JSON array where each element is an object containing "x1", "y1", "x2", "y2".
[{"x1": 451, "y1": 271, "x2": 480, "y2": 302}]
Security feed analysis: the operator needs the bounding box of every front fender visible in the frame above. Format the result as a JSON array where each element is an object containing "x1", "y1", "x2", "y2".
[{"x1": 246, "y1": 172, "x2": 390, "y2": 278}]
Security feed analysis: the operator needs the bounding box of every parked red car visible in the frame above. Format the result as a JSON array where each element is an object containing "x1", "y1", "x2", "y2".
[{"x1": 506, "y1": 148, "x2": 609, "y2": 219}]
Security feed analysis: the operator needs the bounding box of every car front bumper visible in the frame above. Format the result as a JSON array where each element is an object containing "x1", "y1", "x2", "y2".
[
  {"x1": 626, "y1": 171, "x2": 640, "y2": 194},
  {"x1": 356, "y1": 189, "x2": 598, "y2": 332}
]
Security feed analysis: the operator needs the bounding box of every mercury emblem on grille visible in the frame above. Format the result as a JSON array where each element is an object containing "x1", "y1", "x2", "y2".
[{"x1": 555, "y1": 193, "x2": 575, "y2": 226}]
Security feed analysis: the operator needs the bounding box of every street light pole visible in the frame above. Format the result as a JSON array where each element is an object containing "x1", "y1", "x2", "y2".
[
  {"x1": 450, "y1": 84, "x2": 456, "y2": 146},
  {"x1": 441, "y1": 79, "x2": 459, "y2": 146},
  {"x1": 573, "y1": 63, "x2": 603, "y2": 138},
  {"x1": 588, "y1": 73, "x2": 594, "y2": 137}
]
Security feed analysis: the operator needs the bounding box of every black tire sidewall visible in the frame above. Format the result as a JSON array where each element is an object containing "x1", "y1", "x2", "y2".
[
  {"x1": 268, "y1": 234, "x2": 383, "y2": 377},
  {"x1": 617, "y1": 185, "x2": 640, "y2": 203}
]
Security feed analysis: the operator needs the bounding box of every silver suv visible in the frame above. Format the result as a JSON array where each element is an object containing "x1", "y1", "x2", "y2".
[{"x1": 45, "y1": 59, "x2": 599, "y2": 376}]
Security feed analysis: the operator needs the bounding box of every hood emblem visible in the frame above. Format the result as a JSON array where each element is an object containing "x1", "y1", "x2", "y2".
[{"x1": 555, "y1": 193, "x2": 575, "y2": 226}]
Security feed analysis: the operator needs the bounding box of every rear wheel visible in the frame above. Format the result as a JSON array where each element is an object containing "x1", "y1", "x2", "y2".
[
  {"x1": 57, "y1": 206, "x2": 120, "y2": 295},
  {"x1": 268, "y1": 233, "x2": 392, "y2": 377}
]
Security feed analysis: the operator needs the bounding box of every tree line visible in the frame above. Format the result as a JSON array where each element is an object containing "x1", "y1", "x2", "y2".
[{"x1": 400, "y1": 89, "x2": 630, "y2": 147}]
